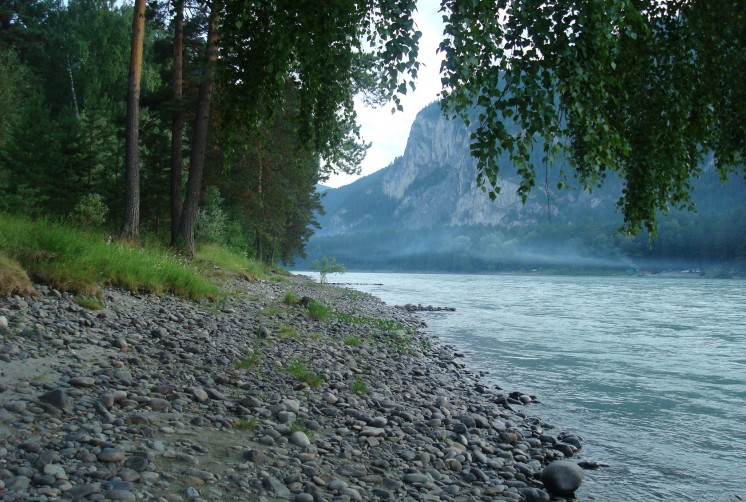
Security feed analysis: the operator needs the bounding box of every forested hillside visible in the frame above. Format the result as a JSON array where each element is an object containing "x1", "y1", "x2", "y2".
[
  {"x1": 305, "y1": 103, "x2": 746, "y2": 274},
  {"x1": 0, "y1": 0, "x2": 419, "y2": 264}
]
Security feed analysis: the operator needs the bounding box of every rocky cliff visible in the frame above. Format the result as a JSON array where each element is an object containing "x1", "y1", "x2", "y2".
[
  {"x1": 309, "y1": 102, "x2": 745, "y2": 272},
  {"x1": 317, "y1": 102, "x2": 617, "y2": 237}
]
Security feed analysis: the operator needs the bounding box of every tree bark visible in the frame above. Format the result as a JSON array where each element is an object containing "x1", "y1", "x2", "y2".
[
  {"x1": 175, "y1": 4, "x2": 219, "y2": 257},
  {"x1": 169, "y1": 0, "x2": 184, "y2": 245},
  {"x1": 120, "y1": 0, "x2": 146, "y2": 242},
  {"x1": 66, "y1": 57, "x2": 79, "y2": 119}
]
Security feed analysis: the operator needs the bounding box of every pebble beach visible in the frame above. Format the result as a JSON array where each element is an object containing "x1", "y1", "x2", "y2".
[{"x1": 0, "y1": 273, "x2": 586, "y2": 501}]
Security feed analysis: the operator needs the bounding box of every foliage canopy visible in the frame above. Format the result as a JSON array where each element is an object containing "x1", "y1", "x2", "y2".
[{"x1": 439, "y1": 0, "x2": 745, "y2": 234}]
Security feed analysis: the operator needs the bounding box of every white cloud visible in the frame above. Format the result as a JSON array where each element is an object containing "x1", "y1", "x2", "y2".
[{"x1": 325, "y1": 0, "x2": 445, "y2": 188}]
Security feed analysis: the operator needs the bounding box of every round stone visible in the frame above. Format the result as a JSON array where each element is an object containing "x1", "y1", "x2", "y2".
[
  {"x1": 69, "y1": 376, "x2": 96, "y2": 387},
  {"x1": 98, "y1": 447, "x2": 126, "y2": 462},
  {"x1": 289, "y1": 431, "x2": 310, "y2": 447},
  {"x1": 541, "y1": 460, "x2": 584, "y2": 496},
  {"x1": 192, "y1": 388, "x2": 209, "y2": 402}
]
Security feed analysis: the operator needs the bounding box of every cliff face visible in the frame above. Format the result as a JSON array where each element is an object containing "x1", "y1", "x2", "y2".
[{"x1": 317, "y1": 102, "x2": 616, "y2": 237}]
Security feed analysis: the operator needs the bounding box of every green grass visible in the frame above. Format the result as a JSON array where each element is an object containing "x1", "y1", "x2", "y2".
[
  {"x1": 330, "y1": 310, "x2": 420, "y2": 353},
  {"x1": 350, "y1": 377, "x2": 371, "y2": 394},
  {"x1": 284, "y1": 358, "x2": 324, "y2": 388},
  {"x1": 283, "y1": 291, "x2": 299, "y2": 305},
  {"x1": 195, "y1": 243, "x2": 267, "y2": 279},
  {"x1": 374, "y1": 329, "x2": 418, "y2": 354},
  {"x1": 0, "y1": 213, "x2": 219, "y2": 300},
  {"x1": 261, "y1": 304, "x2": 284, "y2": 316},
  {"x1": 307, "y1": 300, "x2": 330, "y2": 320},
  {"x1": 278, "y1": 324, "x2": 300, "y2": 340},
  {"x1": 290, "y1": 421, "x2": 313, "y2": 438},
  {"x1": 344, "y1": 336, "x2": 363, "y2": 347},
  {"x1": 233, "y1": 349, "x2": 261, "y2": 369},
  {"x1": 73, "y1": 295, "x2": 104, "y2": 310},
  {"x1": 307, "y1": 331, "x2": 324, "y2": 341},
  {"x1": 235, "y1": 417, "x2": 259, "y2": 430}
]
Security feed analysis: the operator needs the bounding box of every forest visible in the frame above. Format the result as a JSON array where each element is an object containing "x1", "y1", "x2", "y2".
[{"x1": 0, "y1": 0, "x2": 417, "y2": 264}]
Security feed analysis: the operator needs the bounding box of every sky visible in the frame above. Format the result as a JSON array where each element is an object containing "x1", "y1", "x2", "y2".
[{"x1": 325, "y1": 0, "x2": 446, "y2": 188}]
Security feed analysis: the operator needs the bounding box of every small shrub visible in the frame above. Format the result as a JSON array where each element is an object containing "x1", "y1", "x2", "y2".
[
  {"x1": 235, "y1": 417, "x2": 258, "y2": 430},
  {"x1": 351, "y1": 377, "x2": 371, "y2": 394},
  {"x1": 233, "y1": 349, "x2": 261, "y2": 369},
  {"x1": 311, "y1": 256, "x2": 345, "y2": 284},
  {"x1": 344, "y1": 336, "x2": 363, "y2": 347},
  {"x1": 69, "y1": 193, "x2": 108, "y2": 228},
  {"x1": 278, "y1": 324, "x2": 300, "y2": 339},
  {"x1": 290, "y1": 421, "x2": 314, "y2": 439},
  {"x1": 283, "y1": 291, "x2": 299, "y2": 305},
  {"x1": 307, "y1": 300, "x2": 330, "y2": 320},
  {"x1": 196, "y1": 186, "x2": 227, "y2": 244},
  {"x1": 285, "y1": 358, "x2": 324, "y2": 388},
  {"x1": 0, "y1": 253, "x2": 35, "y2": 297}
]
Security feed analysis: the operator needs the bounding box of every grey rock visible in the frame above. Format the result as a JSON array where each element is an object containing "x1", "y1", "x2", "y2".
[
  {"x1": 4, "y1": 401, "x2": 26, "y2": 413},
  {"x1": 4, "y1": 475, "x2": 30, "y2": 491},
  {"x1": 98, "y1": 446, "x2": 126, "y2": 462},
  {"x1": 243, "y1": 449, "x2": 267, "y2": 462},
  {"x1": 262, "y1": 475, "x2": 292, "y2": 498},
  {"x1": 403, "y1": 472, "x2": 430, "y2": 484},
  {"x1": 69, "y1": 376, "x2": 96, "y2": 387},
  {"x1": 66, "y1": 482, "x2": 102, "y2": 499},
  {"x1": 124, "y1": 456, "x2": 149, "y2": 472},
  {"x1": 192, "y1": 387, "x2": 209, "y2": 402},
  {"x1": 541, "y1": 460, "x2": 584, "y2": 496},
  {"x1": 38, "y1": 388, "x2": 72, "y2": 410},
  {"x1": 290, "y1": 431, "x2": 310, "y2": 447},
  {"x1": 520, "y1": 487, "x2": 551, "y2": 502},
  {"x1": 104, "y1": 489, "x2": 137, "y2": 501},
  {"x1": 150, "y1": 398, "x2": 170, "y2": 410}
]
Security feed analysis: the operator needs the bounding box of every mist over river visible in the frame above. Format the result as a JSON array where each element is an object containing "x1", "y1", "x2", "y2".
[{"x1": 313, "y1": 272, "x2": 746, "y2": 501}]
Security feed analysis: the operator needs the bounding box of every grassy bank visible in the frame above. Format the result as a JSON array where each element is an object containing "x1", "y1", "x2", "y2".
[{"x1": 0, "y1": 213, "x2": 267, "y2": 300}]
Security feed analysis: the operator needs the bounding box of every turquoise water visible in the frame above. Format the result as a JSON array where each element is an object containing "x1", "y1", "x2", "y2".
[{"x1": 325, "y1": 272, "x2": 746, "y2": 501}]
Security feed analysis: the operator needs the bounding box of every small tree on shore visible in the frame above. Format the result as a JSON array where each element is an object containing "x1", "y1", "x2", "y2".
[{"x1": 312, "y1": 256, "x2": 345, "y2": 284}]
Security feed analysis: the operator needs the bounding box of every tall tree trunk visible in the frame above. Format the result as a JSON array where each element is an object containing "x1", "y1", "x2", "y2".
[
  {"x1": 66, "y1": 57, "x2": 79, "y2": 119},
  {"x1": 175, "y1": 4, "x2": 219, "y2": 257},
  {"x1": 256, "y1": 236, "x2": 263, "y2": 263},
  {"x1": 120, "y1": 0, "x2": 146, "y2": 242},
  {"x1": 169, "y1": 0, "x2": 184, "y2": 245}
]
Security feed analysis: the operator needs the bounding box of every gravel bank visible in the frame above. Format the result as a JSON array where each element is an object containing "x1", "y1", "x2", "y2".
[{"x1": 0, "y1": 274, "x2": 585, "y2": 501}]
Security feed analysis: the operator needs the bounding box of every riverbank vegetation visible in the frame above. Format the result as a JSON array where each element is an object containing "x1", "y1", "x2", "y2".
[{"x1": 0, "y1": 213, "x2": 271, "y2": 300}]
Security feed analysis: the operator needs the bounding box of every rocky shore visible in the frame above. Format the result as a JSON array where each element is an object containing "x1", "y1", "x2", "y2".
[{"x1": 0, "y1": 274, "x2": 585, "y2": 501}]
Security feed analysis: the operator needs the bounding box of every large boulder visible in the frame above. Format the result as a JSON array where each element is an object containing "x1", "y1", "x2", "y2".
[{"x1": 541, "y1": 460, "x2": 584, "y2": 496}]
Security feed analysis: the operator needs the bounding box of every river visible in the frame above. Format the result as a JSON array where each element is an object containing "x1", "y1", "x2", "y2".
[{"x1": 318, "y1": 272, "x2": 746, "y2": 501}]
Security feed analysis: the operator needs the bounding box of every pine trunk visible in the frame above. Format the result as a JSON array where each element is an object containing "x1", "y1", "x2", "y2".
[
  {"x1": 175, "y1": 4, "x2": 219, "y2": 257},
  {"x1": 120, "y1": 0, "x2": 146, "y2": 242},
  {"x1": 169, "y1": 0, "x2": 184, "y2": 245}
]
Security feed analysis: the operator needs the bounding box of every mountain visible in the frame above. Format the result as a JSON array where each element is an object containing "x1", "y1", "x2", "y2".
[{"x1": 304, "y1": 102, "x2": 746, "y2": 274}]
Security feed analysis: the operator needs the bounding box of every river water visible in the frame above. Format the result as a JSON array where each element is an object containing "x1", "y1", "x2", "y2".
[{"x1": 322, "y1": 272, "x2": 746, "y2": 501}]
